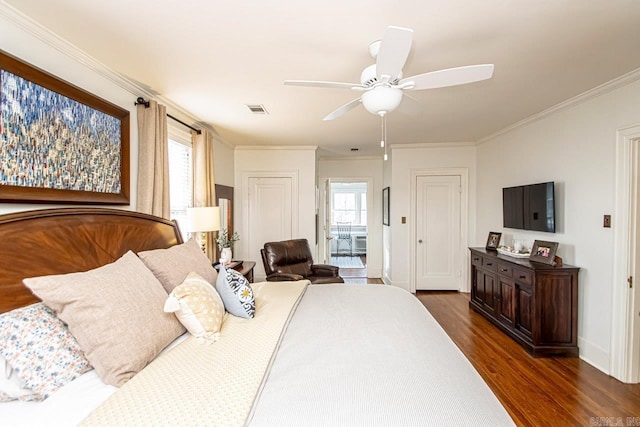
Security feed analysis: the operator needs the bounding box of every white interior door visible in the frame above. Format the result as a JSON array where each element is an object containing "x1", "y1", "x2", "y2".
[
  {"x1": 415, "y1": 175, "x2": 462, "y2": 290},
  {"x1": 247, "y1": 176, "x2": 293, "y2": 279}
]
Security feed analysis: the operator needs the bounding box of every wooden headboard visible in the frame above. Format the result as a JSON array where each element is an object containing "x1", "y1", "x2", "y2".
[{"x1": 0, "y1": 208, "x2": 183, "y2": 313}]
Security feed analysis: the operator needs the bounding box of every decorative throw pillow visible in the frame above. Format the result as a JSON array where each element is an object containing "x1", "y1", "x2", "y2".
[
  {"x1": 164, "y1": 272, "x2": 225, "y2": 344},
  {"x1": 138, "y1": 238, "x2": 218, "y2": 293},
  {"x1": 23, "y1": 251, "x2": 185, "y2": 387},
  {"x1": 215, "y1": 267, "x2": 255, "y2": 319},
  {"x1": 0, "y1": 303, "x2": 91, "y2": 401}
]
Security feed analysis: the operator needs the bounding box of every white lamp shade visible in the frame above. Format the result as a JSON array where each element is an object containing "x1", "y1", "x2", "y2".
[
  {"x1": 361, "y1": 86, "x2": 403, "y2": 115},
  {"x1": 186, "y1": 207, "x2": 220, "y2": 232}
]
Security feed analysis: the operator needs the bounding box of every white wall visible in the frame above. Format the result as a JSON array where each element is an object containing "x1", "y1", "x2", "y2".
[
  {"x1": 318, "y1": 157, "x2": 384, "y2": 278},
  {"x1": 388, "y1": 144, "x2": 477, "y2": 292},
  {"x1": 382, "y1": 149, "x2": 393, "y2": 284},
  {"x1": 475, "y1": 77, "x2": 640, "y2": 373},
  {"x1": 234, "y1": 146, "x2": 317, "y2": 277}
]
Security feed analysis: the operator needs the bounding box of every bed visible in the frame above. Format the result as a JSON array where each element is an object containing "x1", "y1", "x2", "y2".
[{"x1": 0, "y1": 208, "x2": 514, "y2": 426}]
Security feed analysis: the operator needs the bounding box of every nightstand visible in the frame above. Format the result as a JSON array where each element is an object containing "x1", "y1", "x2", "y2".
[{"x1": 214, "y1": 260, "x2": 256, "y2": 283}]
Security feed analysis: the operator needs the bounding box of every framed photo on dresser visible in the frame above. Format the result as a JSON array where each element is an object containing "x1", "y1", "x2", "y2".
[{"x1": 485, "y1": 231, "x2": 502, "y2": 250}]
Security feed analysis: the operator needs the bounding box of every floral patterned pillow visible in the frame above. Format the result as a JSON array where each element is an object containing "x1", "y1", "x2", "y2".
[{"x1": 0, "y1": 303, "x2": 91, "y2": 401}]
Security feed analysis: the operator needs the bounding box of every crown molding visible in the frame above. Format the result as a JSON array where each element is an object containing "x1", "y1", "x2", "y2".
[
  {"x1": 391, "y1": 141, "x2": 476, "y2": 149},
  {"x1": 0, "y1": 2, "x2": 233, "y2": 147},
  {"x1": 318, "y1": 155, "x2": 383, "y2": 161},
  {"x1": 235, "y1": 145, "x2": 317, "y2": 151},
  {"x1": 477, "y1": 66, "x2": 640, "y2": 145}
]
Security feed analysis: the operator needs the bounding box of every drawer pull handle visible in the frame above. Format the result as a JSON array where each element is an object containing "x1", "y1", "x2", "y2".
[
  {"x1": 473, "y1": 258, "x2": 480, "y2": 262},
  {"x1": 486, "y1": 262, "x2": 493, "y2": 266},
  {"x1": 500, "y1": 268, "x2": 508, "y2": 272},
  {"x1": 519, "y1": 275, "x2": 527, "y2": 280}
]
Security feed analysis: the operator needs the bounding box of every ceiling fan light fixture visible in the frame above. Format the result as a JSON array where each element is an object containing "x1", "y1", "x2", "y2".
[{"x1": 362, "y1": 86, "x2": 403, "y2": 115}]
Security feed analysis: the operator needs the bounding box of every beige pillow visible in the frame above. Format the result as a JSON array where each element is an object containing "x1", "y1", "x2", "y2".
[
  {"x1": 138, "y1": 239, "x2": 218, "y2": 293},
  {"x1": 164, "y1": 272, "x2": 225, "y2": 344},
  {"x1": 23, "y1": 251, "x2": 185, "y2": 387}
]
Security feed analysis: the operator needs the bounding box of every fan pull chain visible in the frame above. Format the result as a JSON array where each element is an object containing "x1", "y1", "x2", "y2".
[
  {"x1": 383, "y1": 115, "x2": 388, "y2": 161},
  {"x1": 380, "y1": 114, "x2": 385, "y2": 148}
]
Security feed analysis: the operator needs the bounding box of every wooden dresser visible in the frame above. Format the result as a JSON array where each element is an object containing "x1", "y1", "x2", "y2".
[{"x1": 469, "y1": 248, "x2": 579, "y2": 357}]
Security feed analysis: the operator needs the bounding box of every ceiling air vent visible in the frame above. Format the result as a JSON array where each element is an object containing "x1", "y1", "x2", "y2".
[{"x1": 246, "y1": 104, "x2": 268, "y2": 114}]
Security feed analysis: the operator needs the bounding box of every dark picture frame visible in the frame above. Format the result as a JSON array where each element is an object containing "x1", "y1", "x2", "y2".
[
  {"x1": 485, "y1": 231, "x2": 502, "y2": 250},
  {"x1": 0, "y1": 50, "x2": 130, "y2": 205},
  {"x1": 529, "y1": 240, "x2": 559, "y2": 265},
  {"x1": 382, "y1": 187, "x2": 390, "y2": 226}
]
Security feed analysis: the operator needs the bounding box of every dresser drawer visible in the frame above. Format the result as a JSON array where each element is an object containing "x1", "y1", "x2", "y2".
[
  {"x1": 497, "y1": 261, "x2": 513, "y2": 277},
  {"x1": 513, "y1": 268, "x2": 533, "y2": 285},
  {"x1": 471, "y1": 253, "x2": 483, "y2": 268},
  {"x1": 482, "y1": 256, "x2": 498, "y2": 272}
]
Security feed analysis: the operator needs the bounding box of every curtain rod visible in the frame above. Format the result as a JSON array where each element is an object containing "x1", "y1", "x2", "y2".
[{"x1": 135, "y1": 97, "x2": 202, "y2": 135}]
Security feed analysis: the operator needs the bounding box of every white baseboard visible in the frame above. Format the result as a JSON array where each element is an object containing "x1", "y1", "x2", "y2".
[{"x1": 577, "y1": 337, "x2": 610, "y2": 375}]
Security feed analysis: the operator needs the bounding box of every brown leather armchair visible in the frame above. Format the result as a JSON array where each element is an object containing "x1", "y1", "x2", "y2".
[{"x1": 261, "y1": 239, "x2": 344, "y2": 284}]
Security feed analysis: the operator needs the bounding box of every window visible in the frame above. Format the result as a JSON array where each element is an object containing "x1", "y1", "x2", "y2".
[
  {"x1": 168, "y1": 125, "x2": 193, "y2": 239},
  {"x1": 331, "y1": 182, "x2": 367, "y2": 226},
  {"x1": 333, "y1": 192, "x2": 356, "y2": 224}
]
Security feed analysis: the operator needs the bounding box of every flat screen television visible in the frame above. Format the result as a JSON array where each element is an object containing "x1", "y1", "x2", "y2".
[{"x1": 502, "y1": 182, "x2": 555, "y2": 233}]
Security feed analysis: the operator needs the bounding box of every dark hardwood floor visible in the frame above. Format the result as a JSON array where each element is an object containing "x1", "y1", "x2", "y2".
[{"x1": 416, "y1": 291, "x2": 640, "y2": 426}]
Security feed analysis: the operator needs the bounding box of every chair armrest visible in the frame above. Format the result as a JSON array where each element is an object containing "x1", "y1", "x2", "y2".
[
  {"x1": 311, "y1": 264, "x2": 340, "y2": 277},
  {"x1": 266, "y1": 272, "x2": 304, "y2": 282}
]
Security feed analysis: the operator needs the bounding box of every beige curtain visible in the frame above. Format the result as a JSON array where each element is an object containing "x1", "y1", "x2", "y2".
[
  {"x1": 136, "y1": 100, "x2": 170, "y2": 219},
  {"x1": 192, "y1": 129, "x2": 217, "y2": 261}
]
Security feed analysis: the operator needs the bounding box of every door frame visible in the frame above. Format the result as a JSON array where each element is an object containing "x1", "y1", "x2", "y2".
[
  {"x1": 318, "y1": 177, "x2": 331, "y2": 264},
  {"x1": 318, "y1": 176, "x2": 374, "y2": 277},
  {"x1": 611, "y1": 124, "x2": 640, "y2": 383},
  {"x1": 409, "y1": 168, "x2": 469, "y2": 294}
]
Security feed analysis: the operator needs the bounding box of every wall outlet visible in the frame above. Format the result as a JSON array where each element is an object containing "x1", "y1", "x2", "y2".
[
  {"x1": 603, "y1": 214, "x2": 611, "y2": 228},
  {"x1": 401, "y1": 216, "x2": 406, "y2": 224}
]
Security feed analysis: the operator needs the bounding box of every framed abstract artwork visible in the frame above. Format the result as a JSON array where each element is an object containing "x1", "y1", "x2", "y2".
[{"x1": 0, "y1": 50, "x2": 130, "y2": 204}]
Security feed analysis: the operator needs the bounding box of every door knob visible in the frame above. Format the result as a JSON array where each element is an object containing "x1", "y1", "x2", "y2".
[{"x1": 418, "y1": 239, "x2": 423, "y2": 244}]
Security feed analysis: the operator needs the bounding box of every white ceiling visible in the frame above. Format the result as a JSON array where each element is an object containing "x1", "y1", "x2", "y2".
[{"x1": 6, "y1": 0, "x2": 640, "y2": 157}]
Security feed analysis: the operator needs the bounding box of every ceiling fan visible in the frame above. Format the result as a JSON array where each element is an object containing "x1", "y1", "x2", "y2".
[{"x1": 284, "y1": 25, "x2": 494, "y2": 122}]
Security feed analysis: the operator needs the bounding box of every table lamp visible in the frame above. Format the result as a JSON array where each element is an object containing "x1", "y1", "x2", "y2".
[{"x1": 186, "y1": 206, "x2": 220, "y2": 254}]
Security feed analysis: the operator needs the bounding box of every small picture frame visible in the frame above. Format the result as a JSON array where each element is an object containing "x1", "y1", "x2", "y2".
[
  {"x1": 529, "y1": 240, "x2": 559, "y2": 265},
  {"x1": 486, "y1": 231, "x2": 502, "y2": 250}
]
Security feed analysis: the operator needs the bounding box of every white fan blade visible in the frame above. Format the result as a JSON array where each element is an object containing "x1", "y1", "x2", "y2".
[
  {"x1": 323, "y1": 98, "x2": 362, "y2": 121},
  {"x1": 399, "y1": 64, "x2": 495, "y2": 90},
  {"x1": 376, "y1": 26, "x2": 413, "y2": 82},
  {"x1": 397, "y1": 93, "x2": 422, "y2": 116},
  {"x1": 284, "y1": 80, "x2": 365, "y2": 90}
]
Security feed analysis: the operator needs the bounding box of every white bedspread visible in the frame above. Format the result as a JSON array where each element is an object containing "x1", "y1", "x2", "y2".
[
  {"x1": 248, "y1": 284, "x2": 514, "y2": 426},
  {"x1": 1, "y1": 284, "x2": 514, "y2": 426}
]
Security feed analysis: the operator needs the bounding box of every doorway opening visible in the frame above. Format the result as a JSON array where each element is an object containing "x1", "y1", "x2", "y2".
[{"x1": 329, "y1": 182, "x2": 367, "y2": 278}]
